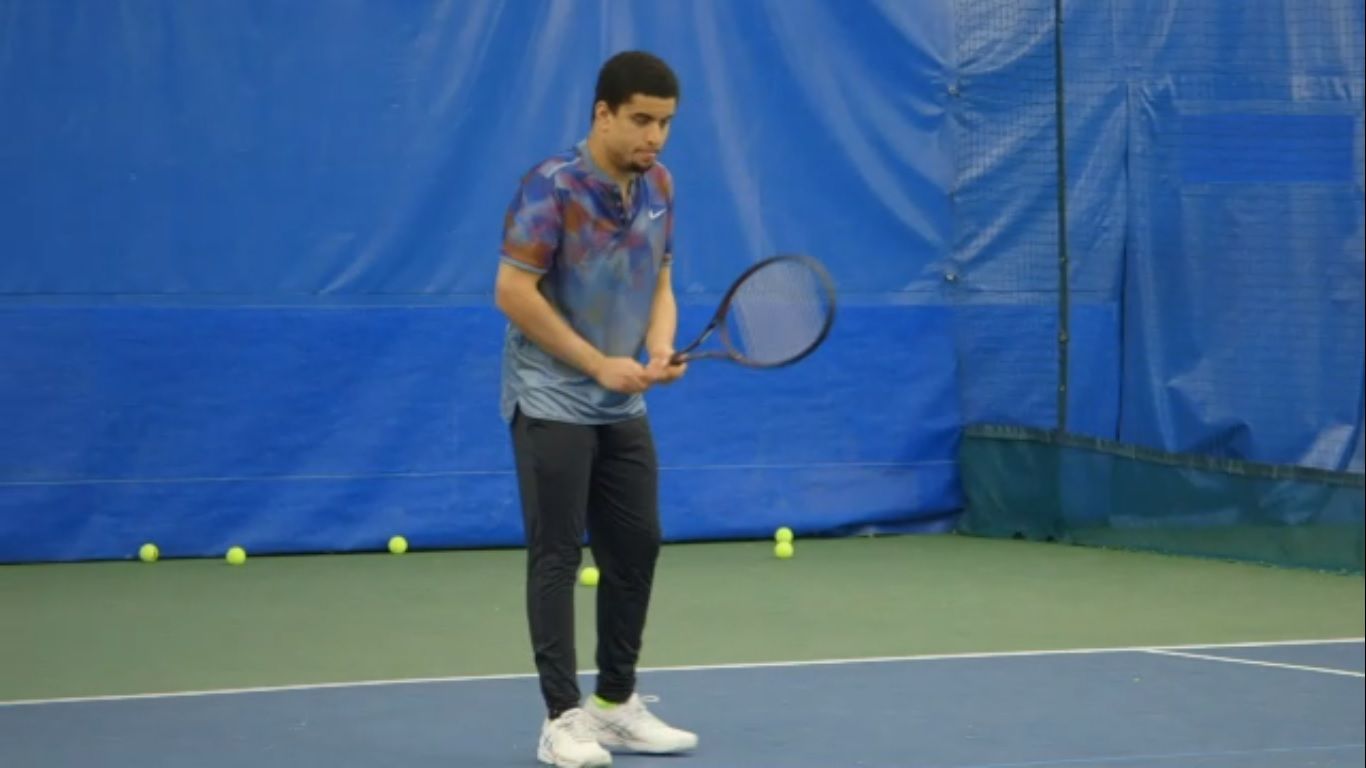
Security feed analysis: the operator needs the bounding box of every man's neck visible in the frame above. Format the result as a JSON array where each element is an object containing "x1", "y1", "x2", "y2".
[{"x1": 585, "y1": 137, "x2": 634, "y2": 191}]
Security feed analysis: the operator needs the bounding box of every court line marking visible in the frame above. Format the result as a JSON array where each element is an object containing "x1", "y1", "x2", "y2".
[
  {"x1": 946, "y1": 742, "x2": 1364, "y2": 768},
  {"x1": 1143, "y1": 648, "x2": 1365, "y2": 679},
  {"x1": 2, "y1": 637, "x2": 1360, "y2": 708}
]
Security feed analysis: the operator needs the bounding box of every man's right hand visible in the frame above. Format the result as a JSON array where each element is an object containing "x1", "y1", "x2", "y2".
[{"x1": 592, "y1": 357, "x2": 654, "y2": 394}]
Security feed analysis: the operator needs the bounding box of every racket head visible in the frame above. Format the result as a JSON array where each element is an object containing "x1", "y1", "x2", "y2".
[{"x1": 706, "y1": 253, "x2": 837, "y2": 368}]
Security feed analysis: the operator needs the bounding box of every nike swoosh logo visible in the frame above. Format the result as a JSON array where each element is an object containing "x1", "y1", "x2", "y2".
[{"x1": 649, "y1": 208, "x2": 666, "y2": 220}]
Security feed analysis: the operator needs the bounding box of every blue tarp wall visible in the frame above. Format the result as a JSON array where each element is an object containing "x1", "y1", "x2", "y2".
[{"x1": 2, "y1": 0, "x2": 1362, "y2": 563}]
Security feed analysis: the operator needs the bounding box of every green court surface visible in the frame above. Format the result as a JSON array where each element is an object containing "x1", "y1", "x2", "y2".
[{"x1": 2, "y1": 534, "x2": 1361, "y2": 703}]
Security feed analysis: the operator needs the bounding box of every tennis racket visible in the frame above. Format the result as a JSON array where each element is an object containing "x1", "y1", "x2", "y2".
[{"x1": 670, "y1": 253, "x2": 836, "y2": 368}]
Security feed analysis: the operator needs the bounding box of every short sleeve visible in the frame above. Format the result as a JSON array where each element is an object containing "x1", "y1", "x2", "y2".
[
  {"x1": 500, "y1": 170, "x2": 561, "y2": 274},
  {"x1": 656, "y1": 165, "x2": 675, "y2": 265},
  {"x1": 665, "y1": 204, "x2": 675, "y2": 265}
]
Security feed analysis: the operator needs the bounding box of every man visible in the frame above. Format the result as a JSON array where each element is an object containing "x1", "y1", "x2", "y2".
[{"x1": 494, "y1": 50, "x2": 699, "y2": 768}]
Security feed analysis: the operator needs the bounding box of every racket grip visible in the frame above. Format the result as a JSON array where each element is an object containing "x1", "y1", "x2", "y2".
[{"x1": 668, "y1": 352, "x2": 687, "y2": 366}]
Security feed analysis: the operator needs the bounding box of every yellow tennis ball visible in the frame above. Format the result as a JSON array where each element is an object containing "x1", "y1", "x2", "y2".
[
  {"x1": 226, "y1": 546, "x2": 247, "y2": 565},
  {"x1": 139, "y1": 543, "x2": 159, "y2": 563},
  {"x1": 774, "y1": 541, "x2": 794, "y2": 559},
  {"x1": 579, "y1": 566, "x2": 600, "y2": 587},
  {"x1": 775, "y1": 527, "x2": 794, "y2": 544},
  {"x1": 388, "y1": 535, "x2": 408, "y2": 554}
]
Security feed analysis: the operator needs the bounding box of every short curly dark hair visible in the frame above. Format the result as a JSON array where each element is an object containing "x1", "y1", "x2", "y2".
[{"x1": 594, "y1": 50, "x2": 680, "y2": 114}]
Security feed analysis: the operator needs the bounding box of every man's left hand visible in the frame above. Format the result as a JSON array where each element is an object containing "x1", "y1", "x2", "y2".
[{"x1": 646, "y1": 347, "x2": 688, "y2": 384}]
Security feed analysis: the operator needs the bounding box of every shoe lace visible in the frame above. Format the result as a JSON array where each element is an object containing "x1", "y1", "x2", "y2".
[
  {"x1": 558, "y1": 709, "x2": 599, "y2": 743},
  {"x1": 623, "y1": 694, "x2": 665, "y2": 724}
]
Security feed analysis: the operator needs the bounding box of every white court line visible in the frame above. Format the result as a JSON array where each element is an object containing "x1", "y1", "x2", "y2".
[
  {"x1": 949, "y1": 743, "x2": 1366, "y2": 768},
  {"x1": 1, "y1": 637, "x2": 1360, "y2": 708},
  {"x1": 1143, "y1": 648, "x2": 1365, "y2": 679}
]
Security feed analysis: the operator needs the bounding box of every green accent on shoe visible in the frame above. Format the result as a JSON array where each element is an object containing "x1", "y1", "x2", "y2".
[{"x1": 592, "y1": 694, "x2": 621, "y2": 710}]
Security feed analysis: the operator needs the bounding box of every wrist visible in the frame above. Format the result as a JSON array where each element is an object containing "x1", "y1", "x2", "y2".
[{"x1": 583, "y1": 349, "x2": 607, "y2": 379}]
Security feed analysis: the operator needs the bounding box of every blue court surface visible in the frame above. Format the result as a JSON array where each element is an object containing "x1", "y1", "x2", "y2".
[{"x1": 2, "y1": 639, "x2": 1360, "y2": 767}]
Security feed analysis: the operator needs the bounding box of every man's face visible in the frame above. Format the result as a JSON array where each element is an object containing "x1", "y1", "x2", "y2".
[{"x1": 596, "y1": 94, "x2": 677, "y2": 175}]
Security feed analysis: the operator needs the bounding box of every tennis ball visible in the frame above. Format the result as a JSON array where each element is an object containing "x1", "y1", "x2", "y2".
[
  {"x1": 579, "y1": 566, "x2": 600, "y2": 587},
  {"x1": 225, "y1": 546, "x2": 247, "y2": 565},
  {"x1": 388, "y1": 535, "x2": 408, "y2": 554},
  {"x1": 139, "y1": 543, "x2": 159, "y2": 563},
  {"x1": 774, "y1": 527, "x2": 794, "y2": 544},
  {"x1": 774, "y1": 541, "x2": 794, "y2": 559}
]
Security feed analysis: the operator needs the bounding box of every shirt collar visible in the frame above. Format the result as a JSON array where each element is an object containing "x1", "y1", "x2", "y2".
[{"x1": 576, "y1": 139, "x2": 639, "y2": 190}]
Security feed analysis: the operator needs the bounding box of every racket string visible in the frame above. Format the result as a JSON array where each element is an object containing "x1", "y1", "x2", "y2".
[{"x1": 726, "y1": 259, "x2": 832, "y2": 365}]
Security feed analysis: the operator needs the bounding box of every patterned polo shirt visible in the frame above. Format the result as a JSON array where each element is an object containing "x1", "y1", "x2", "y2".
[{"x1": 498, "y1": 139, "x2": 675, "y2": 424}]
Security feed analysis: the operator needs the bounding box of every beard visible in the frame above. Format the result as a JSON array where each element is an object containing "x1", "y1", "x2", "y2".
[{"x1": 611, "y1": 144, "x2": 656, "y2": 176}]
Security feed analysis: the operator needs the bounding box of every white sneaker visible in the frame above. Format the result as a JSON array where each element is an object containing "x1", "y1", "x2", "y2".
[
  {"x1": 537, "y1": 708, "x2": 612, "y2": 768},
  {"x1": 584, "y1": 694, "x2": 699, "y2": 754}
]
